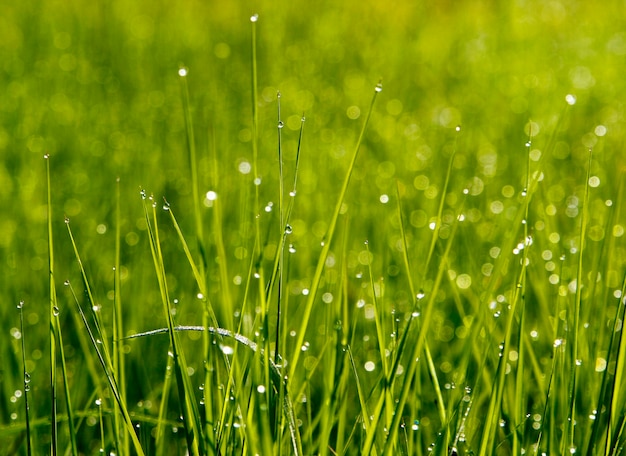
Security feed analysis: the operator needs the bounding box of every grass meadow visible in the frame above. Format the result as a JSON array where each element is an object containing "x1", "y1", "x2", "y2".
[{"x1": 2, "y1": 1, "x2": 626, "y2": 454}]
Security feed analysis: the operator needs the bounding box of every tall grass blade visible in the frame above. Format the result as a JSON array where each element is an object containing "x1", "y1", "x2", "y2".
[
  {"x1": 113, "y1": 177, "x2": 128, "y2": 455},
  {"x1": 44, "y1": 154, "x2": 58, "y2": 455},
  {"x1": 565, "y1": 147, "x2": 593, "y2": 452},
  {"x1": 142, "y1": 195, "x2": 206, "y2": 455},
  {"x1": 17, "y1": 301, "x2": 33, "y2": 456},
  {"x1": 55, "y1": 310, "x2": 78, "y2": 456},
  {"x1": 288, "y1": 80, "x2": 382, "y2": 382},
  {"x1": 380, "y1": 197, "x2": 465, "y2": 455}
]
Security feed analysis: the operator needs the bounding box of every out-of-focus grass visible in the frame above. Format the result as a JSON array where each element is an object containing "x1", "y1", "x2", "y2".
[{"x1": 2, "y1": 0, "x2": 626, "y2": 454}]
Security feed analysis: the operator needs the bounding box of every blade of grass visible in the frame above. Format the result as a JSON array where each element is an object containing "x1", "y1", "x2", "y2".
[
  {"x1": 44, "y1": 154, "x2": 58, "y2": 456},
  {"x1": 17, "y1": 301, "x2": 33, "y2": 456},
  {"x1": 478, "y1": 133, "x2": 534, "y2": 455},
  {"x1": 564, "y1": 147, "x2": 593, "y2": 453},
  {"x1": 179, "y1": 65, "x2": 219, "y2": 451},
  {"x1": 55, "y1": 310, "x2": 78, "y2": 456},
  {"x1": 607, "y1": 273, "x2": 626, "y2": 455},
  {"x1": 379, "y1": 197, "x2": 465, "y2": 456},
  {"x1": 142, "y1": 194, "x2": 205, "y2": 456},
  {"x1": 113, "y1": 177, "x2": 128, "y2": 455},
  {"x1": 395, "y1": 183, "x2": 447, "y2": 441},
  {"x1": 46, "y1": 154, "x2": 78, "y2": 456},
  {"x1": 288, "y1": 80, "x2": 382, "y2": 382},
  {"x1": 513, "y1": 129, "x2": 533, "y2": 454}
]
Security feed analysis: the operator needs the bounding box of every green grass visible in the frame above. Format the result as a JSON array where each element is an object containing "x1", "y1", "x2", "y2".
[{"x1": 2, "y1": 1, "x2": 626, "y2": 454}]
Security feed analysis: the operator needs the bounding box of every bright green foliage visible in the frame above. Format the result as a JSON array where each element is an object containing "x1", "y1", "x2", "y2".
[{"x1": 2, "y1": 1, "x2": 626, "y2": 455}]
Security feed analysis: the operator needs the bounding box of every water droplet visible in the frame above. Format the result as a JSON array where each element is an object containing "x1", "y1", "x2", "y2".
[
  {"x1": 289, "y1": 244, "x2": 296, "y2": 253},
  {"x1": 53, "y1": 306, "x2": 60, "y2": 316},
  {"x1": 250, "y1": 13, "x2": 259, "y2": 22},
  {"x1": 301, "y1": 341, "x2": 310, "y2": 351},
  {"x1": 178, "y1": 67, "x2": 188, "y2": 77},
  {"x1": 140, "y1": 189, "x2": 147, "y2": 199},
  {"x1": 525, "y1": 141, "x2": 532, "y2": 148},
  {"x1": 375, "y1": 80, "x2": 383, "y2": 92},
  {"x1": 95, "y1": 398, "x2": 102, "y2": 406},
  {"x1": 565, "y1": 94, "x2": 577, "y2": 105},
  {"x1": 64, "y1": 216, "x2": 70, "y2": 224},
  {"x1": 285, "y1": 224, "x2": 293, "y2": 234},
  {"x1": 301, "y1": 116, "x2": 306, "y2": 122},
  {"x1": 16, "y1": 301, "x2": 24, "y2": 309},
  {"x1": 257, "y1": 384, "x2": 266, "y2": 394},
  {"x1": 44, "y1": 153, "x2": 50, "y2": 159},
  {"x1": 278, "y1": 121, "x2": 284, "y2": 129},
  {"x1": 455, "y1": 125, "x2": 461, "y2": 132},
  {"x1": 289, "y1": 190, "x2": 296, "y2": 197},
  {"x1": 24, "y1": 372, "x2": 31, "y2": 384}
]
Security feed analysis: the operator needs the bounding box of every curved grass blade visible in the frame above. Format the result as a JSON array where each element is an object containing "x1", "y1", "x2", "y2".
[{"x1": 125, "y1": 325, "x2": 303, "y2": 455}]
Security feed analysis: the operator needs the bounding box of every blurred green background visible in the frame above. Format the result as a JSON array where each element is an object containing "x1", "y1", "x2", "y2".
[{"x1": 2, "y1": 0, "x2": 626, "y2": 452}]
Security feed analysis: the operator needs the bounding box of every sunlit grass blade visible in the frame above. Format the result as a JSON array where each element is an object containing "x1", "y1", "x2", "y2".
[
  {"x1": 395, "y1": 183, "x2": 447, "y2": 441},
  {"x1": 477, "y1": 238, "x2": 530, "y2": 456},
  {"x1": 125, "y1": 325, "x2": 303, "y2": 454},
  {"x1": 564, "y1": 147, "x2": 593, "y2": 452},
  {"x1": 46, "y1": 155, "x2": 78, "y2": 456},
  {"x1": 179, "y1": 66, "x2": 221, "y2": 452},
  {"x1": 379, "y1": 197, "x2": 465, "y2": 456},
  {"x1": 178, "y1": 66, "x2": 207, "y2": 272},
  {"x1": 142, "y1": 195, "x2": 205, "y2": 456},
  {"x1": 606, "y1": 272, "x2": 626, "y2": 455},
  {"x1": 44, "y1": 154, "x2": 58, "y2": 455},
  {"x1": 163, "y1": 199, "x2": 222, "y2": 451},
  {"x1": 288, "y1": 80, "x2": 382, "y2": 382},
  {"x1": 113, "y1": 177, "x2": 127, "y2": 455},
  {"x1": 423, "y1": 125, "x2": 461, "y2": 278}
]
